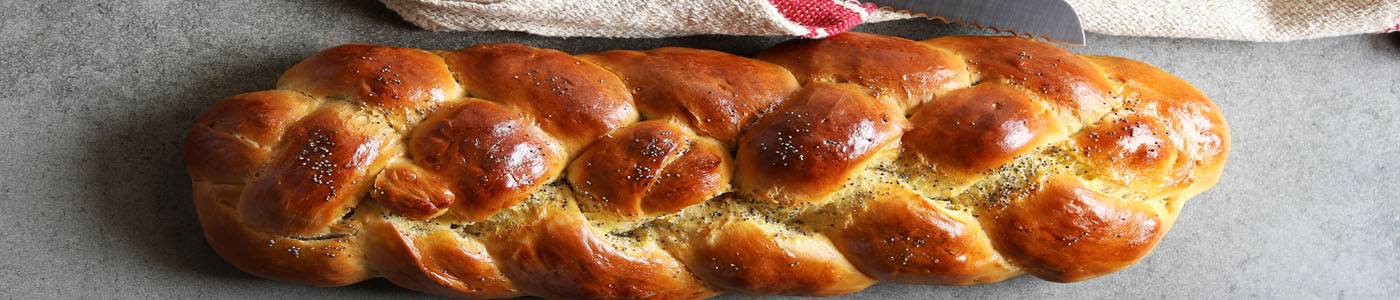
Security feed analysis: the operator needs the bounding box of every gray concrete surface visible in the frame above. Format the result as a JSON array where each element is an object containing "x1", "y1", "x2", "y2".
[{"x1": 1, "y1": 0, "x2": 1397, "y2": 299}]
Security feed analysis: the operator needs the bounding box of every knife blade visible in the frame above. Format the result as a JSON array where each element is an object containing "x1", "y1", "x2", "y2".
[{"x1": 867, "y1": 0, "x2": 1086, "y2": 46}]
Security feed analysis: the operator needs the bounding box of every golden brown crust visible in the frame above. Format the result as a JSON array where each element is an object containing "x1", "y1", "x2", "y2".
[
  {"x1": 980, "y1": 175, "x2": 1166, "y2": 282},
  {"x1": 581, "y1": 48, "x2": 800, "y2": 146},
  {"x1": 185, "y1": 33, "x2": 1231, "y2": 299},
  {"x1": 277, "y1": 44, "x2": 459, "y2": 130},
  {"x1": 491, "y1": 204, "x2": 715, "y2": 300},
  {"x1": 903, "y1": 83, "x2": 1063, "y2": 176},
  {"x1": 1073, "y1": 56, "x2": 1230, "y2": 199},
  {"x1": 184, "y1": 90, "x2": 314, "y2": 183},
  {"x1": 678, "y1": 220, "x2": 875, "y2": 296},
  {"x1": 371, "y1": 162, "x2": 456, "y2": 220},
  {"x1": 923, "y1": 36, "x2": 1117, "y2": 129},
  {"x1": 362, "y1": 217, "x2": 519, "y2": 298},
  {"x1": 757, "y1": 32, "x2": 971, "y2": 111},
  {"x1": 441, "y1": 44, "x2": 638, "y2": 154},
  {"x1": 407, "y1": 99, "x2": 565, "y2": 221},
  {"x1": 193, "y1": 182, "x2": 371, "y2": 287},
  {"x1": 238, "y1": 103, "x2": 399, "y2": 236},
  {"x1": 736, "y1": 82, "x2": 906, "y2": 205},
  {"x1": 567, "y1": 120, "x2": 732, "y2": 218},
  {"x1": 829, "y1": 187, "x2": 1017, "y2": 285}
]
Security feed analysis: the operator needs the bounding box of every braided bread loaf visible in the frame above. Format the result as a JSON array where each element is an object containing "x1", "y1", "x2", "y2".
[{"x1": 184, "y1": 32, "x2": 1229, "y2": 299}]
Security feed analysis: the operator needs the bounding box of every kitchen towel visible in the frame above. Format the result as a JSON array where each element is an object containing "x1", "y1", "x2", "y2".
[{"x1": 380, "y1": 0, "x2": 1400, "y2": 41}]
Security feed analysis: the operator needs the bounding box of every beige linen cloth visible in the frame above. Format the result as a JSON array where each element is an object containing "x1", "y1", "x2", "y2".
[{"x1": 380, "y1": 0, "x2": 1399, "y2": 41}]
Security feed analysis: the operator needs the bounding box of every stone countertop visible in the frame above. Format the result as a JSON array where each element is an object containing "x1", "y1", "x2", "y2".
[{"x1": 1, "y1": 0, "x2": 1396, "y2": 298}]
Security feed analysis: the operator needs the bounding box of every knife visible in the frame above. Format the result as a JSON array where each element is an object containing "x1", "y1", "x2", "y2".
[{"x1": 866, "y1": 0, "x2": 1086, "y2": 46}]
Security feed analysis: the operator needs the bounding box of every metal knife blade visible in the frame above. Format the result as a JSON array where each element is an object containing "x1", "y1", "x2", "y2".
[{"x1": 867, "y1": 0, "x2": 1086, "y2": 46}]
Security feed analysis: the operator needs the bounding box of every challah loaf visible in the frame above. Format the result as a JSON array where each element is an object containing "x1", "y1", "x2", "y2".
[{"x1": 184, "y1": 32, "x2": 1230, "y2": 299}]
